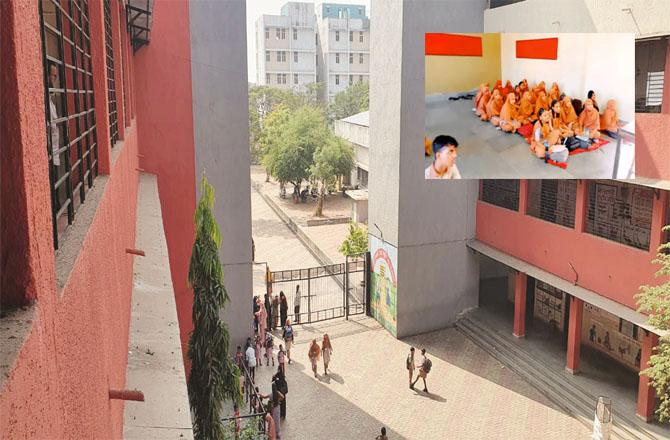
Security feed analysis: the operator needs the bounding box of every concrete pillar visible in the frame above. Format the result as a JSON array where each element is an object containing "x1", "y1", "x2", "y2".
[
  {"x1": 636, "y1": 331, "x2": 660, "y2": 421},
  {"x1": 369, "y1": 0, "x2": 486, "y2": 338},
  {"x1": 518, "y1": 180, "x2": 529, "y2": 214},
  {"x1": 189, "y1": 0, "x2": 253, "y2": 346},
  {"x1": 649, "y1": 188, "x2": 669, "y2": 253},
  {"x1": 513, "y1": 272, "x2": 527, "y2": 338},
  {"x1": 574, "y1": 180, "x2": 587, "y2": 233},
  {"x1": 565, "y1": 296, "x2": 583, "y2": 374},
  {"x1": 662, "y1": 39, "x2": 670, "y2": 115}
]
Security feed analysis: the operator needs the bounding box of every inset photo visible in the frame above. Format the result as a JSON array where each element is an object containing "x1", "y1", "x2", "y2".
[{"x1": 424, "y1": 33, "x2": 636, "y2": 179}]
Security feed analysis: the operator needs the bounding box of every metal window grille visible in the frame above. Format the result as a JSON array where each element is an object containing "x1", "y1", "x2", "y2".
[
  {"x1": 349, "y1": 31, "x2": 353, "y2": 42},
  {"x1": 40, "y1": 0, "x2": 99, "y2": 249},
  {"x1": 349, "y1": 53, "x2": 353, "y2": 64},
  {"x1": 294, "y1": 51, "x2": 298, "y2": 62},
  {"x1": 335, "y1": 74, "x2": 339, "y2": 85},
  {"x1": 585, "y1": 181, "x2": 653, "y2": 251},
  {"x1": 293, "y1": 28, "x2": 297, "y2": 40},
  {"x1": 335, "y1": 53, "x2": 339, "y2": 64},
  {"x1": 281, "y1": 28, "x2": 285, "y2": 40},
  {"x1": 359, "y1": 31, "x2": 363, "y2": 43},
  {"x1": 526, "y1": 180, "x2": 577, "y2": 228},
  {"x1": 103, "y1": 0, "x2": 118, "y2": 146},
  {"x1": 266, "y1": 51, "x2": 270, "y2": 62},
  {"x1": 635, "y1": 37, "x2": 668, "y2": 113},
  {"x1": 480, "y1": 180, "x2": 520, "y2": 211},
  {"x1": 359, "y1": 53, "x2": 363, "y2": 64}
]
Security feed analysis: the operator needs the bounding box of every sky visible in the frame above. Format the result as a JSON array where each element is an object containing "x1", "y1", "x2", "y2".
[{"x1": 246, "y1": 0, "x2": 372, "y2": 83}]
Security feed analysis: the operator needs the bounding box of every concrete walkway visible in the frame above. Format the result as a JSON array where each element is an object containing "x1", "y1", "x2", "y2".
[
  {"x1": 124, "y1": 174, "x2": 193, "y2": 439},
  {"x1": 253, "y1": 316, "x2": 590, "y2": 440}
]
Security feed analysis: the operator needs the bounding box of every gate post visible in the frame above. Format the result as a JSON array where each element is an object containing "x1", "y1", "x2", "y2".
[
  {"x1": 307, "y1": 268, "x2": 311, "y2": 324},
  {"x1": 345, "y1": 256, "x2": 350, "y2": 320}
]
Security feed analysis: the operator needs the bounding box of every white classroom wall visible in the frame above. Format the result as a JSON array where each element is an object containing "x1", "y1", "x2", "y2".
[{"x1": 500, "y1": 33, "x2": 635, "y2": 122}]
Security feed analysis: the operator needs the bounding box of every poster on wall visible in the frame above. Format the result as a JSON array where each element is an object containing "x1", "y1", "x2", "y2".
[
  {"x1": 533, "y1": 281, "x2": 565, "y2": 332},
  {"x1": 369, "y1": 234, "x2": 397, "y2": 336},
  {"x1": 582, "y1": 303, "x2": 642, "y2": 371}
]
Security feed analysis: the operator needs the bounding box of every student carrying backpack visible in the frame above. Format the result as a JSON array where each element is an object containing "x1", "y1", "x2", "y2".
[{"x1": 410, "y1": 348, "x2": 431, "y2": 393}]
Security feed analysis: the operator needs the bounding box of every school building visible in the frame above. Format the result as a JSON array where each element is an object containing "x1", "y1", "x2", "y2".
[
  {"x1": 1, "y1": 0, "x2": 251, "y2": 438},
  {"x1": 368, "y1": 0, "x2": 669, "y2": 423}
]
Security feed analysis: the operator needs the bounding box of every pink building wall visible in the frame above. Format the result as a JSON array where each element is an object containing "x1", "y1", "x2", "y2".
[
  {"x1": 476, "y1": 182, "x2": 669, "y2": 310},
  {"x1": 1, "y1": 0, "x2": 139, "y2": 438},
  {"x1": 133, "y1": 0, "x2": 197, "y2": 371}
]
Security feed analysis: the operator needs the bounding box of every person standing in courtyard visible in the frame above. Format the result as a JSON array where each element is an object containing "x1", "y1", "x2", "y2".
[
  {"x1": 272, "y1": 292, "x2": 280, "y2": 330},
  {"x1": 265, "y1": 292, "x2": 272, "y2": 330},
  {"x1": 264, "y1": 328, "x2": 275, "y2": 366},
  {"x1": 245, "y1": 342, "x2": 257, "y2": 382},
  {"x1": 279, "y1": 291, "x2": 288, "y2": 328},
  {"x1": 411, "y1": 348, "x2": 432, "y2": 393},
  {"x1": 283, "y1": 319, "x2": 295, "y2": 364},
  {"x1": 273, "y1": 368, "x2": 288, "y2": 419},
  {"x1": 308, "y1": 339, "x2": 321, "y2": 377},
  {"x1": 294, "y1": 285, "x2": 302, "y2": 324},
  {"x1": 278, "y1": 344, "x2": 287, "y2": 374},
  {"x1": 321, "y1": 333, "x2": 333, "y2": 375},
  {"x1": 406, "y1": 346, "x2": 415, "y2": 389},
  {"x1": 256, "y1": 296, "x2": 268, "y2": 340}
]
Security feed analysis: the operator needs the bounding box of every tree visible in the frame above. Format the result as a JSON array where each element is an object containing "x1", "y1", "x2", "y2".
[
  {"x1": 636, "y1": 225, "x2": 670, "y2": 423},
  {"x1": 311, "y1": 136, "x2": 354, "y2": 216},
  {"x1": 259, "y1": 105, "x2": 290, "y2": 183},
  {"x1": 188, "y1": 175, "x2": 242, "y2": 439},
  {"x1": 339, "y1": 222, "x2": 369, "y2": 257},
  {"x1": 329, "y1": 81, "x2": 369, "y2": 122},
  {"x1": 263, "y1": 106, "x2": 331, "y2": 196}
]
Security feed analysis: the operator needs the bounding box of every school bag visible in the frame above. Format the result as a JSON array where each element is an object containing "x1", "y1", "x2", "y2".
[
  {"x1": 283, "y1": 326, "x2": 294, "y2": 340},
  {"x1": 423, "y1": 358, "x2": 432, "y2": 374}
]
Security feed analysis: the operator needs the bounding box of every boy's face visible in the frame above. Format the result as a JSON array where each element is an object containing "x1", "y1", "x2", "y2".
[{"x1": 435, "y1": 145, "x2": 457, "y2": 170}]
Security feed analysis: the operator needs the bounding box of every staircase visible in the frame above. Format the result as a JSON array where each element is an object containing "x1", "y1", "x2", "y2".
[{"x1": 455, "y1": 314, "x2": 663, "y2": 440}]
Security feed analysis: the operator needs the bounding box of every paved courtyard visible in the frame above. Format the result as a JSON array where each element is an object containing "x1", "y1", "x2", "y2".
[{"x1": 254, "y1": 316, "x2": 591, "y2": 440}]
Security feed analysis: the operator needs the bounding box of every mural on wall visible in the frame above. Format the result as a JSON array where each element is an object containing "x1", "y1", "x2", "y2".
[
  {"x1": 533, "y1": 280, "x2": 565, "y2": 332},
  {"x1": 369, "y1": 234, "x2": 397, "y2": 336},
  {"x1": 582, "y1": 303, "x2": 642, "y2": 371}
]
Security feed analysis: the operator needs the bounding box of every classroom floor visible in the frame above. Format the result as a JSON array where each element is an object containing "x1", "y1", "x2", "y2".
[{"x1": 425, "y1": 98, "x2": 636, "y2": 179}]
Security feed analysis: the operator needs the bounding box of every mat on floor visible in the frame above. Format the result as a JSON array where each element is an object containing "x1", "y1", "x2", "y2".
[{"x1": 568, "y1": 138, "x2": 610, "y2": 156}]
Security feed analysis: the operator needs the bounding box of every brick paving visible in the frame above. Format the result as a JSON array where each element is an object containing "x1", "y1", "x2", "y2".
[{"x1": 253, "y1": 316, "x2": 591, "y2": 440}]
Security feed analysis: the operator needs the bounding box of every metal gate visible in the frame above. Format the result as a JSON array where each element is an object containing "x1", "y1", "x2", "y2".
[{"x1": 267, "y1": 253, "x2": 370, "y2": 324}]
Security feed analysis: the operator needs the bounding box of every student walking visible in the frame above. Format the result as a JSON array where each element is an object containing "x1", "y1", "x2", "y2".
[
  {"x1": 245, "y1": 343, "x2": 257, "y2": 382},
  {"x1": 277, "y1": 344, "x2": 287, "y2": 374},
  {"x1": 321, "y1": 334, "x2": 333, "y2": 375},
  {"x1": 411, "y1": 348, "x2": 432, "y2": 393},
  {"x1": 406, "y1": 347, "x2": 415, "y2": 389},
  {"x1": 308, "y1": 339, "x2": 321, "y2": 377},
  {"x1": 255, "y1": 335, "x2": 263, "y2": 367},
  {"x1": 293, "y1": 285, "x2": 302, "y2": 324},
  {"x1": 283, "y1": 320, "x2": 295, "y2": 364},
  {"x1": 279, "y1": 291, "x2": 288, "y2": 329},
  {"x1": 264, "y1": 329, "x2": 275, "y2": 366}
]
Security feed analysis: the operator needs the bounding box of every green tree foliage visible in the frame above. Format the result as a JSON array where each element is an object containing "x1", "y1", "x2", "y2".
[
  {"x1": 636, "y1": 226, "x2": 670, "y2": 423},
  {"x1": 263, "y1": 106, "x2": 331, "y2": 195},
  {"x1": 311, "y1": 137, "x2": 354, "y2": 216},
  {"x1": 339, "y1": 222, "x2": 369, "y2": 257},
  {"x1": 188, "y1": 176, "x2": 242, "y2": 439},
  {"x1": 329, "y1": 81, "x2": 369, "y2": 122},
  {"x1": 223, "y1": 417, "x2": 267, "y2": 440}
]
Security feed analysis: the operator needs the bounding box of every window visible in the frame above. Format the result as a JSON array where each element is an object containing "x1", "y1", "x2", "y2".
[
  {"x1": 635, "y1": 37, "x2": 668, "y2": 113},
  {"x1": 479, "y1": 180, "x2": 520, "y2": 211},
  {"x1": 335, "y1": 75, "x2": 340, "y2": 85},
  {"x1": 277, "y1": 73, "x2": 282, "y2": 84},
  {"x1": 359, "y1": 75, "x2": 363, "y2": 82},
  {"x1": 293, "y1": 28, "x2": 297, "y2": 40},
  {"x1": 349, "y1": 31, "x2": 353, "y2": 42},
  {"x1": 349, "y1": 75, "x2": 353, "y2": 85},
  {"x1": 266, "y1": 73, "x2": 271, "y2": 84},
  {"x1": 281, "y1": 28, "x2": 286, "y2": 39},
  {"x1": 40, "y1": 0, "x2": 99, "y2": 248},
  {"x1": 103, "y1": 0, "x2": 118, "y2": 147},
  {"x1": 357, "y1": 167, "x2": 368, "y2": 188},
  {"x1": 335, "y1": 53, "x2": 340, "y2": 64},
  {"x1": 276, "y1": 51, "x2": 286, "y2": 62},
  {"x1": 277, "y1": 51, "x2": 281, "y2": 62},
  {"x1": 294, "y1": 51, "x2": 298, "y2": 63},
  {"x1": 585, "y1": 180, "x2": 654, "y2": 250},
  {"x1": 266, "y1": 51, "x2": 270, "y2": 62},
  {"x1": 276, "y1": 28, "x2": 281, "y2": 39},
  {"x1": 349, "y1": 53, "x2": 353, "y2": 64},
  {"x1": 526, "y1": 180, "x2": 577, "y2": 228},
  {"x1": 294, "y1": 74, "x2": 298, "y2": 85},
  {"x1": 336, "y1": 31, "x2": 340, "y2": 42},
  {"x1": 359, "y1": 53, "x2": 364, "y2": 64},
  {"x1": 265, "y1": 27, "x2": 270, "y2": 40},
  {"x1": 359, "y1": 31, "x2": 364, "y2": 43}
]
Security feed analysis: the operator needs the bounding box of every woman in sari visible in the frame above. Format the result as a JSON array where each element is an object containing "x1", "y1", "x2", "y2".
[
  {"x1": 499, "y1": 93, "x2": 522, "y2": 133},
  {"x1": 308, "y1": 339, "x2": 321, "y2": 377},
  {"x1": 321, "y1": 334, "x2": 333, "y2": 375},
  {"x1": 578, "y1": 98, "x2": 601, "y2": 139}
]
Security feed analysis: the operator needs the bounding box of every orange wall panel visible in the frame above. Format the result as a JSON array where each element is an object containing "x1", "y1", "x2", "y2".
[
  {"x1": 516, "y1": 38, "x2": 558, "y2": 60},
  {"x1": 425, "y1": 33, "x2": 482, "y2": 57}
]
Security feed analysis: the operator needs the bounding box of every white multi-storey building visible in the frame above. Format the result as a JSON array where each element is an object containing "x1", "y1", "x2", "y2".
[
  {"x1": 256, "y1": 2, "x2": 317, "y2": 91},
  {"x1": 255, "y1": 2, "x2": 369, "y2": 100}
]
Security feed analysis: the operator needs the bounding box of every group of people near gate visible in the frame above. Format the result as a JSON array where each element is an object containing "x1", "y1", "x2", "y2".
[
  {"x1": 231, "y1": 289, "x2": 335, "y2": 439},
  {"x1": 473, "y1": 79, "x2": 621, "y2": 166}
]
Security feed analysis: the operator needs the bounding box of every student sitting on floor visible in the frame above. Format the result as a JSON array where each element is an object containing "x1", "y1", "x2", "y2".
[
  {"x1": 549, "y1": 82, "x2": 561, "y2": 101},
  {"x1": 517, "y1": 91, "x2": 535, "y2": 125},
  {"x1": 534, "y1": 90, "x2": 551, "y2": 121},
  {"x1": 560, "y1": 94, "x2": 579, "y2": 132},
  {"x1": 531, "y1": 108, "x2": 569, "y2": 163},
  {"x1": 493, "y1": 79, "x2": 503, "y2": 95},
  {"x1": 586, "y1": 90, "x2": 599, "y2": 112},
  {"x1": 499, "y1": 93, "x2": 522, "y2": 133},
  {"x1": 600, "y1": 99, "x2": 619, "y2": 139},
  {"x1": 487, "y1": 91, "x2": 504, "y2": 126},
  {"x1": 425, "y1": 135, "x2": 461, "y2": 180},
  {"x1": 481, "y1": 89, "x2": 501, "y2": 122},
  {"x1": 476, "y1": 88, "x2": 491, "y2": 118},
  {"x1": 473, "y1": 83, "x2": 489, "y2": 112},
  {"x1": 578, "y1": 99, "x2": 601, "y2": 139},
  {"x1": 501, "y1": 80, "x2": 514, "y2": 98},
  {"x1": 550, "y1": 99, "x2": 574, "y2": 139}
]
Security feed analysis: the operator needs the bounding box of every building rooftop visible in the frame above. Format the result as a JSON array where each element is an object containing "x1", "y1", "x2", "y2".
[{"x1": 340, "y1": 110, "x2": 369, "y2": 127}]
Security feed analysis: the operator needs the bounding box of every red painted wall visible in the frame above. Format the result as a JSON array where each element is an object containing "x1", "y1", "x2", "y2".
[
  {"x1": 476, "y1": 184, "x2": 669, "y2": 310},
  {"x1": 133, "y1": 0, "x2": 196, "y2": 370},
  {"x1": 1, "y1": 1, "x2": 139, "y2": 438}
]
